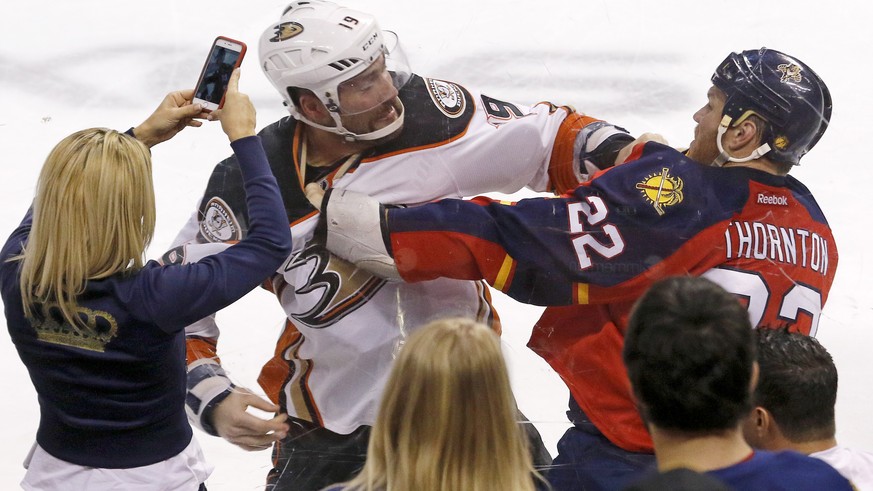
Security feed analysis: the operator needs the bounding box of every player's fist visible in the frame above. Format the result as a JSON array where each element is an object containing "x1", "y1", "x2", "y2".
[{"x1": 615, "y1": 133, "x2": 669, "y2": 165}]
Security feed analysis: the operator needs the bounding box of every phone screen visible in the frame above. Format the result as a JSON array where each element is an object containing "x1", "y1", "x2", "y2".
[{"x1": 194, "y1": 44, "x2": 243, "y2": 105}]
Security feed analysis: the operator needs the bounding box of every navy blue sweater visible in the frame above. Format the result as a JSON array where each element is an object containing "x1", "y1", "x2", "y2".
[{"x1": 0, "y1": 136, "x2": 291, "y2": 468}]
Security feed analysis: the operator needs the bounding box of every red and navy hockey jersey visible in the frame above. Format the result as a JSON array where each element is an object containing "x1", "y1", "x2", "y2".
[{"x1": 381, "y1": 141, "x2": 838, "y2": 452}]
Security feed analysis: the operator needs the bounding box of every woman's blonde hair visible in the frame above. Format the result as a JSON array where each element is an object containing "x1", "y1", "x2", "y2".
[
  {"x1": 347, "y1": 317, "x2": 539, "y2": 491},
  {"x1": 17, "y1": 128, "x2": 155, "y2": 329}
]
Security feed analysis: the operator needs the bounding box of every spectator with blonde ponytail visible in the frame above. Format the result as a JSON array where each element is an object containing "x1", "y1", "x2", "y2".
[
  {"x1": 324, "y1": 317, "x2": 543, "y2": 491},
  {"x1": 1, "y1": 69, "x2": 292, "y2": 490}
]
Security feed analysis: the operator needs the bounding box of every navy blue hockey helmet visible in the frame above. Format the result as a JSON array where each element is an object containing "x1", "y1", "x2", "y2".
[{"x1": 711, "y1": 48, "x2": 832, "y2": 165}]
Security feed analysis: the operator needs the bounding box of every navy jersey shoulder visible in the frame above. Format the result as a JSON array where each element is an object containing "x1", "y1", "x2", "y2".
[
  {"x1": 708, "y1": 450, "x2": 853, "y2": 490},
  {"x1": 582, "y1": 142, "x2": 751, "y2": 225},
  {"x1": 783, "y1": 174, "x2": 830, "y2": 224},
  {"x1": 569, "y1": 142, "x2": 805, "y2": 282},
  {"x1": 600, "y1": 142, "x2": 829, "y2": 226}
]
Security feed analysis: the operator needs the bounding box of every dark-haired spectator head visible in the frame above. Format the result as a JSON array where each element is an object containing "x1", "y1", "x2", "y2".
[
  {"x1": 743, "y1": 327, "x2": 873, "y2": 488},
  {"x1": 743, "y1": 327, "x2": 837, "y2": 450},
  {"x1": 624, "y1": 276, "x2": 756, "y2": 433}
]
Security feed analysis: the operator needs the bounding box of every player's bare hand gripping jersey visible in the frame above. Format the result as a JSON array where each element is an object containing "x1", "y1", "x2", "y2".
[
  {"x1": 373, "y1": 141, "x2": 838, "y2": 452},
  {"x1": 169, "y1": 74, "x2": 597, "y2": 434}
]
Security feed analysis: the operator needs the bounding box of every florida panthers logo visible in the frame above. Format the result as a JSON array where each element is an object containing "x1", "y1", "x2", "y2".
[
  {"x1": 279, "y1": 244, "x2": 386, "y2": 328},
  {"x1": 636, "y1": 168, "x2": 684, "y2": 216},
  {"x1": 774, "y1": 134, "x2": 790, "y2": 150},
  {"x1": 777, "y1": 63, "x2": 803, "y2": 83}
]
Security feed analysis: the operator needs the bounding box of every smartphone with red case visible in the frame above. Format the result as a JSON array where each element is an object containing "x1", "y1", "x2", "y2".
[{"x1": 192, "y1": 36, "x2": 247, "y2": 112}]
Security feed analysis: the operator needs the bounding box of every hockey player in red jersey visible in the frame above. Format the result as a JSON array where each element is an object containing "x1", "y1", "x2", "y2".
[
  {"x1": 166, "y1": 1, "x2": 622, "y2": 489},
  {"x1": 315, "y1": 47, "x2": 837, "y2": 490}
]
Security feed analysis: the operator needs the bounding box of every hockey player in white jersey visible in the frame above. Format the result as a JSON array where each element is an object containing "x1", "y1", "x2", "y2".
[{"x1": 167, "y1": 1, "x2": 632, "y2": 489}]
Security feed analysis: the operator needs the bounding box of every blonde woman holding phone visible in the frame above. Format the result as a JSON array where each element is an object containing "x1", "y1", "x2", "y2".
[{"x1": 1, "y1": 69, "x2": 292, "y2": 490}]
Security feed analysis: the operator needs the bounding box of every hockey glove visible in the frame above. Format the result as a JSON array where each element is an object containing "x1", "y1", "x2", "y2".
[{"x1": 317, "y1": 187, "x2": 402, "y2": 281}]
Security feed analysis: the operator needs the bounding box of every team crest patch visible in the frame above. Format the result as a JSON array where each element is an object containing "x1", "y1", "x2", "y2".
[
  {"x1": 774, "y1": 134, "x2": 790, "y2": 150},
  {"x1": 425, "y1": 78, "x2": 465, "y2": 118},
  {"x1": 159, "y1": 245, "x2": 186, "y2": 266},
  {"x1": 270, "y1": 22, "x2": 304, "y2": 42},
  {"x1": 777, "y1": 63, "x2": 802, "y2": 83},
  {"x1": 635, "y1": 168, "x2": 684, "y2": 216},
  {"x1": 200, "y1": 197, "x2": 241, "y2": 243}
]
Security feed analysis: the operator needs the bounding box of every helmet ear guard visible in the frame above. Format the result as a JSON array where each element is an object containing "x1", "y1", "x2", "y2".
[
  {"x1": 711, "y1": 47, "x2": 832, "y2": 166},
  {"x1": 712, "y1": 114, "x2": 772, "y2": 167}
]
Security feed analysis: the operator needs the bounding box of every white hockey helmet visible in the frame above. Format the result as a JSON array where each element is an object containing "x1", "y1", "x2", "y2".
[{"x1": 259, "y1": 0, "x2": 410, "y2": 141}]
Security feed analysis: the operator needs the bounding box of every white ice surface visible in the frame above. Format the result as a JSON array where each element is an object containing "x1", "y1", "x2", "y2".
[{"x1": 2, "y1": 1, "x2": 871, "y2": 489}]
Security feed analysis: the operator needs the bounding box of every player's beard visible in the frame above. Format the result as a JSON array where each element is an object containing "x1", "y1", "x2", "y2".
[
  {"x1": 341, "y1": 98, "x2": 403, "y2": 144},
  {"x1": 686, "y1": 127, "x2": 720, "y2": 165}
]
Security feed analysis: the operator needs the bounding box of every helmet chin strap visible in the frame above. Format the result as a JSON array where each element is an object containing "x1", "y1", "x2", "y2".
[
  {"x1": 713, "y1": 115, "x2": 772, "y2": 167},
  {"x1": 291, "y1": 99, "x2": 406, "y2": 142}
]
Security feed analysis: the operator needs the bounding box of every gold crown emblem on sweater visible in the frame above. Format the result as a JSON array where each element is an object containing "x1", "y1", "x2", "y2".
[{"x1": 31, "y1": 303, "x2": 119, "y2": 352}]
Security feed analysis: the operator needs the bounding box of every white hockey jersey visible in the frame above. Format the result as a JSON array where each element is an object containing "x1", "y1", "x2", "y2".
[{"x1": 169, "y1": 74, "x2": 598, "y2": 434}]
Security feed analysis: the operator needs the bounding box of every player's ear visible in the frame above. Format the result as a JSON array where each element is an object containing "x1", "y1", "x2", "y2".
[
  {"x1": 727, "y1": 118, "x2": 760, "y2": 152},
  {"x1": 298, "y1": 92, "x2": 332, "y2": 125}
]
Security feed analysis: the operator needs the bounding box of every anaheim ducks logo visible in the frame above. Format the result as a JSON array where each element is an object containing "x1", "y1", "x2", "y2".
[
  {"x1": 200, "y1": 197, "x2": 241, "y2": 243},
  {"x1": 425, "y1": 78, "x2": 465, "y2": 118},
  {"x1": 280, "y1": 244, "x2": 386, "y2": 328},
  {"x1": 635, "y1": 168, "x2": 684, "y2": 216},
  {"x1": 270, "y1": 22, "x2": 304, "y2": 42},
  {"x1": 32, "y1": 303, "x2": 119, "y2": 352},
  {"x1": 777, "y1": 63, "x2": 803, "y2": 83}
]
